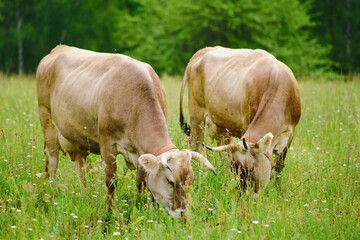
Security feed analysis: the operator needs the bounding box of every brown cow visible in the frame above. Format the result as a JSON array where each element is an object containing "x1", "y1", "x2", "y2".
[
  {"x1": 180, "y1": 46, "x2": 301, "y2": 194},
  {"x1": 36, "y1": 45, "x2": 216, "y2": 217}
]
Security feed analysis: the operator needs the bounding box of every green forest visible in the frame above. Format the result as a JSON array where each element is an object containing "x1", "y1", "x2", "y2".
[{"x1": 0, "y1": 0, "x2": 359, "y2": 77}]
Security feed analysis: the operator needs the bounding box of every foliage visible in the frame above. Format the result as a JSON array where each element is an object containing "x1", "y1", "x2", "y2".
[
  {"x1": 0, "y1": 0, "x2": 121, "y2": 73},
  {"x1": 310, "y1": 0, "x2": 360, "y2": 73},
  {"x1": 1, "y1": 75, "x2": 360, "y2": 239},
  {"x1": 116, "y1": 0, "x2": 331, "y2": 76},
  {"x1": 0, "y1": 0, "x2": 359, "y2": 75}
]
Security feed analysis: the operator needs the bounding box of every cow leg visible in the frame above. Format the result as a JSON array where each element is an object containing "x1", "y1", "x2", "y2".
[
  {"x1": 275, "y1": 146, "x2": 289, "y2": 174},
  {"x1": 216, "y1": 132, "x2": 232, "y2": 161},
  {"x1": 274, "y1": 133, "x2": 293, "y2": 174},
  {"x1": 74, "y1": 153, "x2": 88, "y2": 189},
  {"x1": 38, "y1": 106, "x2": 60, "y2": 180},
  {"x1": 136, "y1": 167, "x2": 147, "y2": 193},
  {"x1": 189, "y1": 96, "x2": 206, "y2": 152},
  {"x1": 100, "y1": 143, "x2": 117, "y2": 207}
]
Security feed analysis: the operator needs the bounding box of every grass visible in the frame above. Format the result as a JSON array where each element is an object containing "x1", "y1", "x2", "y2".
[{"x1": 0, "y1": 74, "x2": 359, "y2": 239}]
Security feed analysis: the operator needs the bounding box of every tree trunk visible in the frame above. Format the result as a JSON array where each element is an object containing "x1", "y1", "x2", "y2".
[
  {"x1": 344, "y1": 0, "x2": 351, "y2": 72},
  {"x1": 16, "y1": 6, "x2": 23, "y2": 75}
]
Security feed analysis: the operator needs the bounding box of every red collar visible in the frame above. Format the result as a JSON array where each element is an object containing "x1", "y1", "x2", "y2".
[{"x1": 155, "y1": 143, "x2": 177, "y2": 157}]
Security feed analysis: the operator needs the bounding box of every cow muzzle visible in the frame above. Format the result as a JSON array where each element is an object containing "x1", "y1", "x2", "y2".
[{"x1": 168, "y1": 208, "x2": 186, "y2": 218}]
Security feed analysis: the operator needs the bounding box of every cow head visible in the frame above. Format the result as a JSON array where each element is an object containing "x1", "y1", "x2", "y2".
[
  {"x1": 205, "y1": 133, "x2": 273, "y2": 195},
  {"x1": 139, "y1": 150, "x2": 216, "y2": 217}
]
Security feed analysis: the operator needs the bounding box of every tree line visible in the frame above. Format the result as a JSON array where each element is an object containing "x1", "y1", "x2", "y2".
[{"x1": 0, "y1": 0, "x2": 359, "y2": 77}]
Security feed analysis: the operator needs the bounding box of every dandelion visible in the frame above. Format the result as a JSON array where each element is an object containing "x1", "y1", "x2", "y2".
[{"x1": 252, "y1": 220, "x2": 259, "y2": 224}]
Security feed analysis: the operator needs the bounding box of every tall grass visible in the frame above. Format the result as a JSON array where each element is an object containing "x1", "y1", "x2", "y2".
[{"x1": 0, "y1": 75, "x2": 359, "y2": 239}]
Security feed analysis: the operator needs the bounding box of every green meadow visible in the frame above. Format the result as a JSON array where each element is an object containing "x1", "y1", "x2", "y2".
[{"x1": 0, "y1": 75, "x2": 359, "y2": 239}]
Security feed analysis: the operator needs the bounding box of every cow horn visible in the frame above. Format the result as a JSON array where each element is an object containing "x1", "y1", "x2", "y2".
[
  {"x1": 202, "y1": 143, "x2": 235, "y2": 152},
  {"x1": 190, "y1": 151, "x2": 216, "y2": 175},
  {"x1": 242, "y1": 138, "x2": 248, "y2": 150},
  {"x1": 160, "y1": 154, "x2": 173, "y2": 172}
]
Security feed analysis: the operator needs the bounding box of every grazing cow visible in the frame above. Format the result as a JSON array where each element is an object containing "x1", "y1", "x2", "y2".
[
  {"x1": 180, "y1": 46, "x2": 301, "y2": 194},
  {"x1": 36, "y1": 45, "x2": 216, "y2": 217}
]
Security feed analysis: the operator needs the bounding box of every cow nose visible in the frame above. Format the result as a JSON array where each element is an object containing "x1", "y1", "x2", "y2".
[
  {"x1": 180, "y1": 211, "x2": 185, "y2": 217},
  {"x1": 174, "y1": 208, "x2": 186, "y2": 218}
]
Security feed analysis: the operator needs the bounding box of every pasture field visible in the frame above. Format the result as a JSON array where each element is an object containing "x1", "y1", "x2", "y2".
[{"x1": 0, "y1": 74, "x2": 359, "y2": 239}]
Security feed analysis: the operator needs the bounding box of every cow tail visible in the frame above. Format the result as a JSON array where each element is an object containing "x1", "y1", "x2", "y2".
[{"x1": 179, "y1": 69, "x2": 191, "y2": 136}]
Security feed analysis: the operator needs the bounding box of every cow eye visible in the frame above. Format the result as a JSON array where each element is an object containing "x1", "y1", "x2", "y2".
[{"x1": 167, "y1": 179, "x2": 175, "y2": 187}]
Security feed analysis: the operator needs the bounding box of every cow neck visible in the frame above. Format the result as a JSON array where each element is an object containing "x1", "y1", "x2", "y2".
[
  {"x1": 134, "y1": 101, "x2": 173, "y2": 156},
  {"x1": 241, "y1": 135, "x2": 275, "y2": 168}
]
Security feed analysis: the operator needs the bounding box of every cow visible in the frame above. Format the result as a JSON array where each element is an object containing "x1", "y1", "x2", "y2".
[
  {"x1": 36, "y1": 45, "x2": 216, "y2": 218},
  {"x1": 179, "y1": 46, "x2": 301, "y2": 195}
]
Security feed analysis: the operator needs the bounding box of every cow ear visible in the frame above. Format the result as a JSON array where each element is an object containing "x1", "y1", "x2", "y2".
[
  {"x1": 139, "y1": 154, "x2": 160, "y2": 173},
  {"x1": 255, "y1": 132, "x2": 273, "y2": 153}
]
